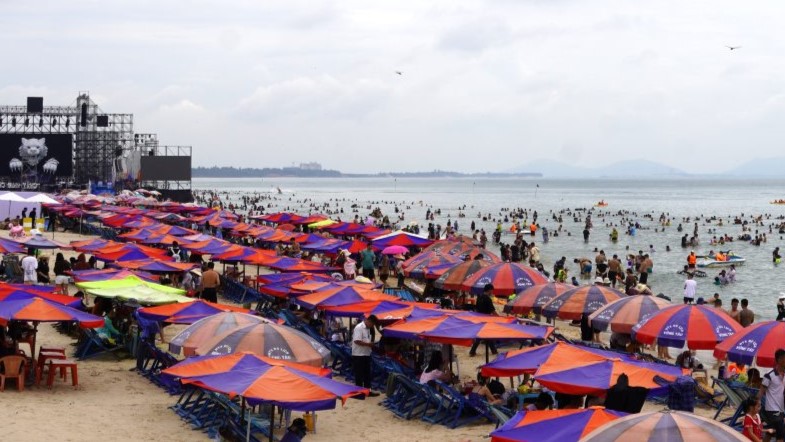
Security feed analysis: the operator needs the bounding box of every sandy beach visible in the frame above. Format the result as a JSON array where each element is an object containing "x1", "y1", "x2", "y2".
[{"x1": 4, "y1": 228, "x2": 729, "y2": 442}]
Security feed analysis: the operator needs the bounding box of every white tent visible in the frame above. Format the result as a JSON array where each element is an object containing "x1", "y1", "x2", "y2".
[
  {"x1": 24, "y1": 194, "x2": 60, "y2": 204},
  {"x1": 0, "y1": 192, "x2": 25, "y2": 202}
]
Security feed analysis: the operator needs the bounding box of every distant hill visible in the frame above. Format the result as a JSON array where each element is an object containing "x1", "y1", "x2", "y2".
[
  {"x1": 193, "y1": 166, "x2": 542, "y2": 178},
  {"x1": 722, "y1": 157, "x2": 785, "y2": 177},
  {"x1": 508, "y1": 159, "x2": 689, "y2": 178}
]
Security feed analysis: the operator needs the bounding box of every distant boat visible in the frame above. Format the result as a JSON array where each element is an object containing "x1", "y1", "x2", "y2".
[
  {"x1": 697, "y1": 255, "x2": 745, "y2": 268},
  {"x1": 594, "y1": 200, "x2": 608, "y2": 207},
  {"x1": 276, "y1": 186, "x2": 283, "y2": 195}
]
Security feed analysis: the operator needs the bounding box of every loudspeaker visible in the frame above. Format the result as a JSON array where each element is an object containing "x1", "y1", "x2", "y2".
[
  {"x1": 81, "y1": 103, "x2": 88, "y2": 127},
  {"x1": 27, "y1": 97, "x2": 43, "y2": 113},
  {"x1": 96, "y1": 115, "x2": 109, "y2": 127}
]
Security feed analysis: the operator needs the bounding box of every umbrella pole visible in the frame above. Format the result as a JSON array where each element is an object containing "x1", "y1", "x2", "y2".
[
  {"x1": 268, "y1": 404, "x2": 275, "y2": 442},
  {"x1": 485, "y1": 342, "x2": 489, "y2": 365}
]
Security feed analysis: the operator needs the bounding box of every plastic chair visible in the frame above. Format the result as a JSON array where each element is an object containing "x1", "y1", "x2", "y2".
[{"x1": 0, "y1": 355, "x2": 26, "y2": 391}]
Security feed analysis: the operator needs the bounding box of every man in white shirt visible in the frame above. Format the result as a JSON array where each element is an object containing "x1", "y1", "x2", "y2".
[
  {"x1": 352, "y1": 314, "x2": 379, "y2": 396},
  {"x1": 683, "y1": 273, "x2": 697, "y2": 304},
  {"x1": 759, "y1": 348, "x2": 785, "y2": 441},
  {"x1": 21, "y1": 250, "x2": 38, "y2": 284}
]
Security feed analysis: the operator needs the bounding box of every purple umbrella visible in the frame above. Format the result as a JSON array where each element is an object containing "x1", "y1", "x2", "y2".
[{"x1": 13, "y1": 234, "x2": 69, "y2": 250}]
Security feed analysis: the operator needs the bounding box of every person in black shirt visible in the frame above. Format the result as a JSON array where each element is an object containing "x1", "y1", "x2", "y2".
[{"x1": 470, "y1": 284, "x2": 497, "y2": 357}]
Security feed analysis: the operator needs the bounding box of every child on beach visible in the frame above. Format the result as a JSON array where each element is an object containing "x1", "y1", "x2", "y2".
[{"x1": 742, "y1": 397, "x2": 773, "y2": 441}]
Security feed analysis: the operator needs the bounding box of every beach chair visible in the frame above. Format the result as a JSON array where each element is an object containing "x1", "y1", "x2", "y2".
[
  {"x1": 430, "y1": 381, "x2": 490, "y2": 428},
  {"x1": 488, "y1": 404, "x2": 513, "y2": 429},
  {"x1": 75, "y1": 329, "x2": 125, "y2": 360},
  {"x1": 712, "y1": 378, "x2": 757, "y2": 430},
  {"x1": 387, "y1": 376, "x2": 434, "y2": 420}
]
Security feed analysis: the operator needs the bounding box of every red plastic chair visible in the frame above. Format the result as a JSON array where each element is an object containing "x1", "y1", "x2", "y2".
[{"x1": 0, "y1": 355, "x2": 26, "y2": 391}]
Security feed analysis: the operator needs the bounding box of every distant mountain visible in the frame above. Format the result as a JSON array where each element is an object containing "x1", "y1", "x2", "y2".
[
  {"x1": 722, "y1": 157, "x2": 785, "y2": 177},
  {"x1": 508, "y1": 159, "x2": 689, "y2": 178}
]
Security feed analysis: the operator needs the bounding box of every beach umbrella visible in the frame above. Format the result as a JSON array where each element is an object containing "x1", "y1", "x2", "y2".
[
  {"x1": 76, "y1": 275, "x2": 187, "y2": 305},
  {"x1": 422, "y1": 262, "x2": 459, "y2": 279},
  {"x1": 382, "y1": 314, "x2": 514, "y2": 340},
  {"x1": 94, "y1": 243, "x2": 171, "y2": 262},
  {"x1": 168, "y1": 312, "x2": 268, "y2": 356},
  {"x1": 433, "y1": 259, "x2": 493, "y2": 290},
  {"x1": 148, "y1": 224, "x2": 197, "y2": 236},
  {"x1": 490, "y1": 407, "x2": 627, "y2": 442},
  {"x1": 0, "y1": 286, "x2": 82, "y2": 308},
  {"x1": 321, "y1": 300, "x2": 440, "y2": 320},
  {"x1": 13, "y1": 234, "x2": 69, "y2": 249},
  {"x1": 632, "y1": 304, "x2": 743, "y2": 350},
  {"x1": 0, "y1": 297, "x2": 103, "y2": 327},
  {"x1": 714, "y1": 320, "x2": 785, "y2": 367},
  {"x1": 0, "y1": 238, "x2": 25, "y2": 254},
  {"x1": 161, "y1": 352, "x2": 368, "y2": 411},
  {"x1": 371, "y1": 230, "x2": 433, "y2": 249},
  {"x1": 308, "y1": 219, "x2": 337, "y2": 228},
  {"x1": 418, "y1": 316, "x2": 553, "y2": 347},
  {"x1": 295, "y1": 286, "x2": 397, "y2": 309},
  {"x1": 138, "y1": 299, "x2": 254, "y2": 324},
  {"x1": 117, "y1": 228, "x2": 158, "y2": 241},
  {"x1": 588, "y1": 294, "x2": 672, "y2": 334},
  {"x1": 504, "y1": 283, "x2": 573, "y2": 315},
  {"x1": 112, "y1": 259, "x2": 199, "y2": 273},
  {"x1": 70, "y1": 238, "x2": 118, "y2": 253},
  {"x1": 193, "y1": 322, "x2": 332, "y2": 368},
  {"x1": 140, "y1": 234, "x2": 193, "y2": 246},
  {"x1": 480, "y1": 342, "x2": 684, "y2": 395},
  {"x1": 180, "y1": 239, "x2": 234, "y2": 255},
  {"x1": 541, "y1": 285, "x2": 626, "y2": 320},
  {"x1": 381, "y1": 245, "x2": 408, "y2": 255},
  {"x1": 460, "y1": 262, "x2": 548, "y2": 296},
  {"x1": 267, "y1": 257, "x2": 337, "y2": 273},
  {"x1": 403, "y1": 253, "x2": 461, "y2": 279},
  {"x1": 581, "y1": 410, "x2": 747, "y2": 442},
  {"x1": 423, "y1": 238, "x2": 501, "y2": 262}
]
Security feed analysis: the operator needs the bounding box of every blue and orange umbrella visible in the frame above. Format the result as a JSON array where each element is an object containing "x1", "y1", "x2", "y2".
[
  {"x1": 321, "y1": 300, "x2": 439, "y2": 320},
  {"x1": 295, "y1": 286, "x2": 397, "y2": 310},
  {"x1": 417, "y1": 316, "x2": 553, "y2": 347},
  {"x1": 193, "y1": 322, "x2": 332, "y2": 368},
  {"x1": 168, "y1": 312, "x2": 268, "y2": 356},
  {"x1": 161, "y1": 352, "x2": 368, "y2": 411},
  {"x1": 0, "y1": 297, "x2": 103, "y2": 327},
  {"x1": 632, "y1": 304, "x2": 742, "y2": 350},
  {"x1": 69, "y1": 268, "x2": 159, "y2": 283},
  {"x1": 383, "y1": 313, "x2": 514, "y2": 340},
  {"x1": 267, "y1": 257, "x2": 337, "y2": 273},
  {"x1": 181, "y1": 239, "x2": 234, "y2": 255},
  {"x1": 481, "y1": 342, "x2": 684, "y2": 395},
  {"x1": 460, "y1": 262, "x2": 548, "y2": 296},
  {"x1": 504, "y1": 283, "x2": 573, "y2": 315},
  {"x1": 13, "y1": 234, "x2": 69, "y2": 249},
  {"x1": 581, "y1": 410, "x2": 747, "y2": 442},
  {"x1": 714, "y1": 320, "x2": 785, "y2": 367},
  {"x1": 112, "y1": 259, "x2": 198, "y2": 273},
  {"x1": 0, "y1": 238, "x2": 25, "y2": 254},
  {"x1": 434, "y1": 259, "x2": 493, "y2": 290},
  {"x1": 138, "y1": 299, "x2": 254, "y2": 324},
  {"x1": 423, "y1": 238, "x2": 501, "y2": 262},
  {"x1": 0, "y1": 286, "x2": 82, "y2": 308},
  {"x1": 589, "y1": 294, "x2": 672, "y2": 334},
  {"x1": 70, "y1": 238, "x2": 118, "y2": 253},
  {"x1": 541, "y1": 285, "x2": 625, "y2": 320},
  {"x1": 371, "y1": 231, "x2": 433, "y2": 249},
  {"x1": 94, "y1": 243, "x2": 171, "y2": 262},
  {"x1": 490, "y1": 407, "x2": 627, "y2": 442},
  {"x1": 403, "y1": 253, "x2": 462, "y2": 279}
]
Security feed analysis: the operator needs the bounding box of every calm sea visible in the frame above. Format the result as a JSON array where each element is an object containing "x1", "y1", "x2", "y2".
[{"x1": 194, "y1": 177, "x2": 785, "y2": 321}]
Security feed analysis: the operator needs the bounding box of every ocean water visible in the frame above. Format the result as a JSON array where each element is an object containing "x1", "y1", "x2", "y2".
[{"x1": 194, "y1": 177, "x2": 785, "y2": 321}]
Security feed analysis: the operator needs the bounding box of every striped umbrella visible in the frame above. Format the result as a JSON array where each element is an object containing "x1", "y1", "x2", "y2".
[
  {"x1": 490, "y1": 407, "x2": 627, "y2": 442},
  {"x1": 541, "y1": 285, "x2": 625, "y2": 320},
  {"x1": 632, "y1": 304, "x2": 743, "y2": 350},
  {"x1": 423, "y1": 238, "x2": 501, "y2": 262},
  {"x1": 418, "y1": 316, "x2": 553, "y2": 346},
  {"x1": 162, "y1": 352, "x2": 368, "y2": 412},
  {"x1": 371, "y1": 230, "x2": 433, "y2": 249},
  {"x1": 295, "y1": 286, "x2": 397, "y2": 309},
  {"x1": 504, "y1": 283, "x2": 573, "y2": 315},
  {"x1": 434, "y1": 259, "x2": 493, "y2": 290},
  {"x1": 402, "y1": 253, "x2": 462, "y2": 279},
  {"x1": 383, "y1": 314, "x2": 513, "y2": 340},
  {"x1": 0, "y1": 297, "x2": 103, "y2": 327},
  {"x1": 194, "y1": 322, "x2": 332, "y2": 368},
  {"x1": 0, "y1": 286, "x2": 82, "y2": 308},
  {"x1": 321, "y1": 300, "x2": 439, "y2": 320},
  {"x1": 138, "y1": 300, "x2": 254, "y2": 324},
  {"x1": 0, "y1": 238, "x2": 25, "y2": 254},
  {"x1": 481, "y1": 342, "x2": 684, "y2": 395},
  {"x1": 168, "y1": 312, "x2": 268, "y2": 356},
  {"x1": 589, "y1": 295, "x2": 672, "y2": 334},
  {"x1": 581, "y1": 410, "x2": 747, "y2": 442},
  {"x1": 714, "y1": 320, "x2": 785, "y2": 367},
  {"x1": 460, "y1": 262, "x2": 548, "y2": 296}
]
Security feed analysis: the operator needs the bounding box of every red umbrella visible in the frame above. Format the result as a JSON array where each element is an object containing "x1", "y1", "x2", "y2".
[
  {"x1": 460, "y1": 262, "x2": 548, "y2": 296},
  {"x1": 588, "y1": 294, "x2": 672, "y2": 334},
  {"x1": 434, "y1": 259, "x2": 493, "y2": 290},
  {"x1": 632, "y1": 304, "x2": 743, "y2": 350},
  {"x1": 714, "y1": 321, "x2": 785, "y2": 367},
  {"x1": 541, "y1": 285, "x2": 626, "y2": 320},
  {"x1": 504, "y1": 283, "x2": 573, "y2": 315}
]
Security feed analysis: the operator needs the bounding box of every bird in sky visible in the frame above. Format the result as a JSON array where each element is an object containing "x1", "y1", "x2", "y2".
[
  {"x1": 395, "y1": 71, "x2": 403, "y2": 75},
  {"x1": 726, "y1": 46, "x2": 742, "y2": 50}
]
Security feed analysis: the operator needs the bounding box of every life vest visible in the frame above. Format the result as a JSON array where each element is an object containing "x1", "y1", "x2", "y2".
[{"x1": 688, "y1": 254, "x2": 696, "y2": 265}]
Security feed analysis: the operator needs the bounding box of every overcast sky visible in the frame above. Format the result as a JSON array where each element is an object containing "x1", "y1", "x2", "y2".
[{"x1": 2, "y1": 1, "x2": 784, "y2": 173}]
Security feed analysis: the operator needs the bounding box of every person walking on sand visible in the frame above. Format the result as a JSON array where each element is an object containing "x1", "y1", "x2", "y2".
[
  {"x1": 352, "y1": 314, "x2": 379, "y2": 396},
  {"x1": 360, "y1": 243, "x2": 376, "y2": 281},
  {"x1": 683, "y1": 273, "x2": 697, "y2": 304},
  {"x1": 21, "y1": 250, "x2": 38, "y2": 285},
  {"x1": 758, "y1": 349, "x2": 785, "y2": 442}
]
